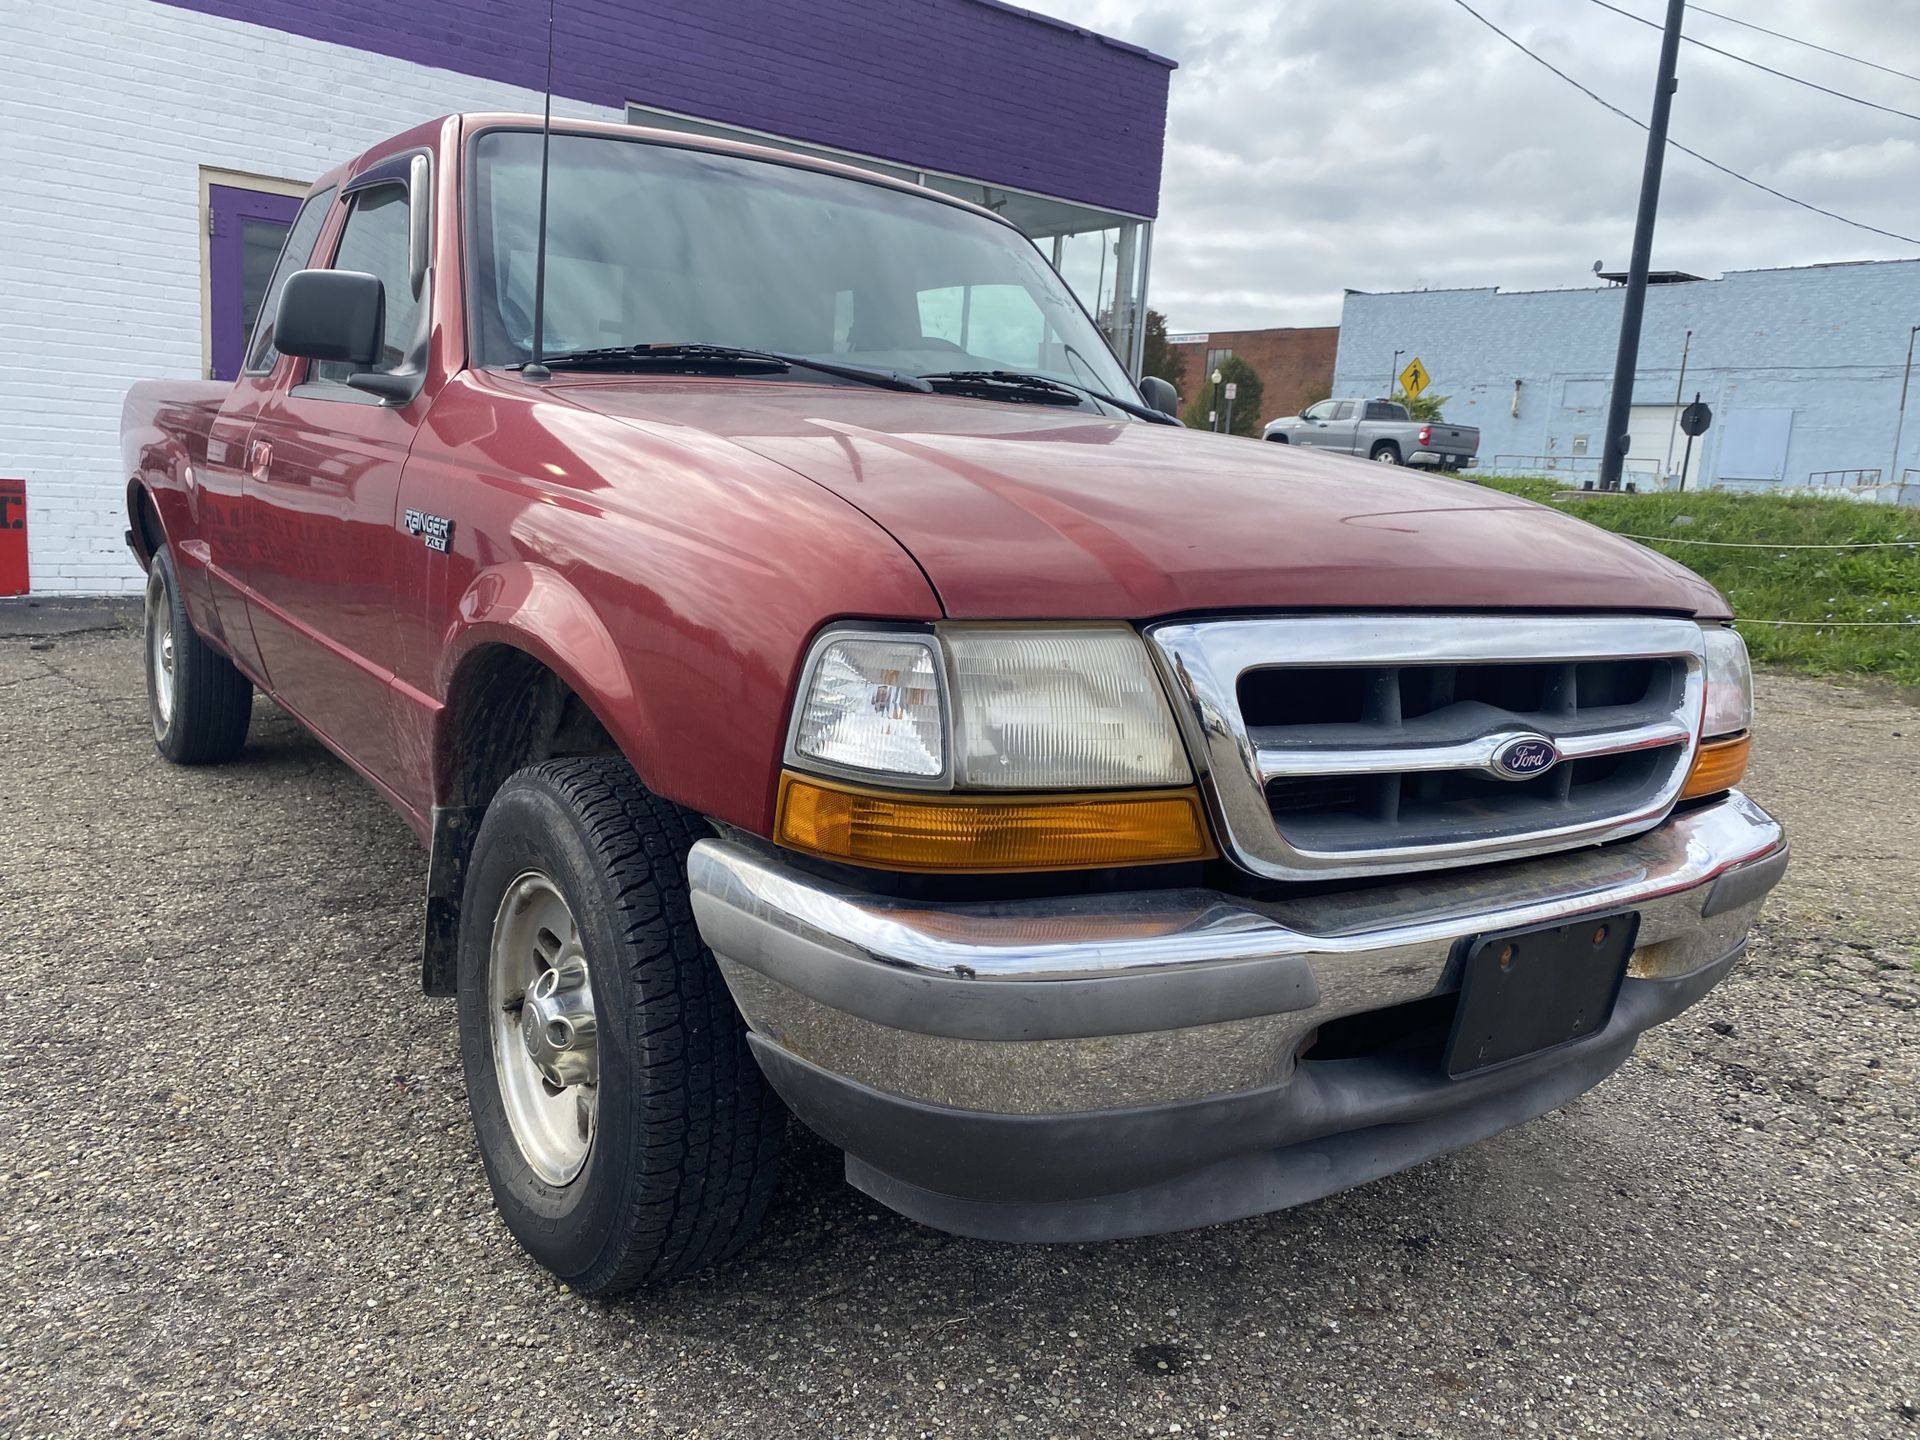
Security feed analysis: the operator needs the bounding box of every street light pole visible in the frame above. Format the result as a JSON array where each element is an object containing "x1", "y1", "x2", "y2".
[
  {"x1": 1390, "y1": 349, "x2": 1404, "y2": 400},
  {"x1": 1598, "y1": 0, "x2": 1686, "y2": 492},
  {"x1": 1210, "y1": 367, "x2": 1223, "y2": 433},
  {"x1": 1891, "y1": 324, "x2": 1918, "y2": 488}
]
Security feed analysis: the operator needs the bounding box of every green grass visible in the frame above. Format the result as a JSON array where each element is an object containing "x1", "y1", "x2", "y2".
[{"x1": 1473, "y1": 478, "x2": 1920, "y2": 687}]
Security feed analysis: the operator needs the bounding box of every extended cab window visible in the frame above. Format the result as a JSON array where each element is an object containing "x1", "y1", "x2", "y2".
[
  {"x1": 242, "y1": 186, "x2": 337, "y2": 374},
  {"x1": 312, "y1": 184, "x2": 422, "y2": 385}
]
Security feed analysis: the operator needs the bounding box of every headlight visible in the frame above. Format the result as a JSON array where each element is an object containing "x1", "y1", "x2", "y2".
[
  {"x1": 943, "y1": 627, "x2": 1191, "y2": 788},
  {"x1": 787, "y1": 624, "x2": 1191, "y2": 790},
  {"x1": 1700, "y1": 626, "x2": 1753, "y2": 738},
  {"x1": 1682, "y1": 625, "x2": 1753, "y2": 799},
  {"x1": 780, "y1": 624, "x2": 1212, "y2": 872},
  {"x1": 789, "y1": 632, "x2": 948, "y2": 784}
]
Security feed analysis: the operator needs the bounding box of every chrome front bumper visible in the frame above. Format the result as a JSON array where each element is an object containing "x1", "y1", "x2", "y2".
[{"x1": 690, "y1": 793, "x2": 1786, "y2": 1240}]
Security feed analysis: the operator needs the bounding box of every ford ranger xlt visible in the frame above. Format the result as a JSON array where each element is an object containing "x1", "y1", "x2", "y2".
[{"x1": 121, "y1": 115, "x2": 1786, "y2": 1293}]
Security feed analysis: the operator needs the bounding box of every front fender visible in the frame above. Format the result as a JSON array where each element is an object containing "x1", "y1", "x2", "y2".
[
  {"x1": 403, "y1": 372, "x2": 944, "y2": 837},
  {"x1": 437, "y1": 559, "x2": 649, "y2": 795}
]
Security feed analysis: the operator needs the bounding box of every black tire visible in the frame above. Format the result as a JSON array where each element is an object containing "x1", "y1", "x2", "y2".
[
  {"x1": 1370, "y1": 441, "x2": 1403, "y2": 465},
  {"x1": 456, "y1": 757, "x2": 785, "y2": 1294},
  {"x1": 144, "y1": 545, "x2": 252, "y2": 764}
]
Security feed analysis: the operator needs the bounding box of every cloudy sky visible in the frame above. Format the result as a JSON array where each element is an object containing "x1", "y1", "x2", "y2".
[{"x1": 1023, "y1": 0, "x2": 1920, "y2": 330}]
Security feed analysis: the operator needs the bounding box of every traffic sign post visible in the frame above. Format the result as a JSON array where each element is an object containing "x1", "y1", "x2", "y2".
[
  {"x1": 1224, "y1": 381, "x2": 1238, "y2": 435},
  {"x1": 1398, "y1": 357, "x2": 1430, "y2": 403},
  {"x1": 1677, "y1": 391, "x2": 1712, "y2": 490}
]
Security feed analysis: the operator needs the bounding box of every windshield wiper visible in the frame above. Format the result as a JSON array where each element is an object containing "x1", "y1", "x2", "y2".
[
  {"x1": 919, "y1": 370, "x2": 1179, "y2": 425},
  {"x1": 525, "y1": 342, "x2": 932, "y2": 393}
]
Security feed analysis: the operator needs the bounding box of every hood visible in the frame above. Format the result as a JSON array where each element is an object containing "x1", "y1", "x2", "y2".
[{"x1": 551, "y1": 381, "x2": 1729, "y2": 621}]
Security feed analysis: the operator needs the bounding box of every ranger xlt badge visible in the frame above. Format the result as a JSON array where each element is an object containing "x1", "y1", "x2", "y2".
[{"x1": 403, "y1": 509, "x2": 453, "y2": 553}]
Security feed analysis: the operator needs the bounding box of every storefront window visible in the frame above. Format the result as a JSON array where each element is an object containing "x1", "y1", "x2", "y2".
[{"x1": 627, "y1": 105, "x2": 1153, "y2": 375}]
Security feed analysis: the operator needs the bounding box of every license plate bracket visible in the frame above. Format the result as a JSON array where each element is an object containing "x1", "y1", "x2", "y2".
[{"x1": 1443, "y1": 911, "x2": 1639, "y2": 1079}]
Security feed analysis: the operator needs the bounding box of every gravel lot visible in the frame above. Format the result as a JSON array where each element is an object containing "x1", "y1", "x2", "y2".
[{"x1": 3, "y1": 616, "x2": 1917, "y2": 1439}]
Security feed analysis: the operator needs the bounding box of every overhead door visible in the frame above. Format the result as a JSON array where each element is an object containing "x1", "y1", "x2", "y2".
[{"x1": 1625, "y1": 405, "x2": 1701, "y2": 489}]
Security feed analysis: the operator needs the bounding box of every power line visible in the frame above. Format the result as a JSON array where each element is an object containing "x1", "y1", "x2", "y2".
[
  {"x1": 1735, "y1": 617, "x2": 1920, "y2": 627},
  {"x1": 1688, "y1": 3, "x2": 1920, "y2": 89},
  {"x1": 1587, "y1": 0, "x2": 1920, "y2": 125},
  {"x1": 1444, "y1": 0, "x2": 1920, "y2": 247},
  {"x1": 1616, "y1": 533, "x2": 1918, "y2": 550}
]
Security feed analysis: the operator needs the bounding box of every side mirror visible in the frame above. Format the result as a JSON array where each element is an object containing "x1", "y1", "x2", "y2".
[
  {"x1": 1138, "y1": 374, "x2": 1180, "y2": 417},
  {"x1": 274, "y1": 269, "x2": 384, "y2": 366}
]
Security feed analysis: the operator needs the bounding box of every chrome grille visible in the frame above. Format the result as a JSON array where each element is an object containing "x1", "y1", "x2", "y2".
[{"x1": 1149, "y1": 616, "x2": 1706, "y2": 881}]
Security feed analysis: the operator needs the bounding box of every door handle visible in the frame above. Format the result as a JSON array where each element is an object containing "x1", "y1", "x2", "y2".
[{"x1": 248, "y1": 440, "x2": 272, "y2": 482}]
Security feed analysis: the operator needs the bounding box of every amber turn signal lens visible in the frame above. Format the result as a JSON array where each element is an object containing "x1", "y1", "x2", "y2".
[
  {"x1": 1680, "y1": 733, "x2": 1751, "y2": 800},
  {"x1": 774, "y1": 772, "x2": 1217, "y2": 873}
]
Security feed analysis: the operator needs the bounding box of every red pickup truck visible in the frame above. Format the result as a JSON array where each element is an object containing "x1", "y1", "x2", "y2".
[{"x1": 122, "y1": 114, "x2": 1786, "y2": 1294}]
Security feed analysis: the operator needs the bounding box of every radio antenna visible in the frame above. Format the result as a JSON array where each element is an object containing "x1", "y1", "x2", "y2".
[{"x1": 522, "y1": 0, "x2": 556, "y2": 380}]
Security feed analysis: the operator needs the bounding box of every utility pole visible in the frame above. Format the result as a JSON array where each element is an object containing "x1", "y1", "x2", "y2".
[
  {"x1": 1891, "y1": 324, "x2": 1918, "y2": 487},
  {"x1": 1390, "y1": 349, "x2": 1404, "y2": 400},
  {"x1": 1598, "y1": 0, "x2": 1686, "y2": 492}
]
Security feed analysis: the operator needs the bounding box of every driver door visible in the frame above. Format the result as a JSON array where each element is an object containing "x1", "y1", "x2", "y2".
[{"x1": 1296, "y1": 400, "x2": 1336, "y2": 447}]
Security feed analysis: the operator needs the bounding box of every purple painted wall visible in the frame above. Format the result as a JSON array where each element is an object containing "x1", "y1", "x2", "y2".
[{"x1": 156, "y1": 0, "x2": 1175, "y2": 217}]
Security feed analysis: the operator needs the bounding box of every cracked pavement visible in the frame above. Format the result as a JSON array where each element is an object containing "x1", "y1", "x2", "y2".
[{"x1": 2, "y1": 623, "x2": 1917, "y2": 1438}]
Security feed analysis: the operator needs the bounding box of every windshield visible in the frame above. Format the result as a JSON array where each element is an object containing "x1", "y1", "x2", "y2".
[{"x1": 467, "y1": 129, "x2": 1139, "y2": 398}]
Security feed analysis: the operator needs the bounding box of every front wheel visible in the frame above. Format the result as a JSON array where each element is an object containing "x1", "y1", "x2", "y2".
[
  {"x1": 456, "y1": 757, "x2": 785, "y2": 1294},
  {"x1": 144, "y1": 545, "x2": 252, "y2": 764}
]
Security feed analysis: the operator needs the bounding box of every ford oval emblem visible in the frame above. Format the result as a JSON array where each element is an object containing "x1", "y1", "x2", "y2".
[{"x1": 1491, "y1": 735, "x2": 1560, "y2": 781}]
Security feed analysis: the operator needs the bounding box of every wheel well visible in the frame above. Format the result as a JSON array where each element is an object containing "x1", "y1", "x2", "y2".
[
  {"x1": 128, "y1": 484, "x2": 163, "y2": 569},
  {"x1": 1370, "y1": 439, "x2": 1401, "y2": 458},
  {"x1": 1266, "y1": 432, "x2": 1289, "y2": 443},
  {"x1": 442, "y1": 645, "x2": 619, "y2": 810},
  {"x1": 421, "y1": 645, "x2": 621, "y2": 995}
]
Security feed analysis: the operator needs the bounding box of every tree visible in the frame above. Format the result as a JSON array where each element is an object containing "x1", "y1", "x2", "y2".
[
  {"x1": 1394, "y1": 388, "x2": 1449, "y2": 421},
  {"x1": 1139, "y1": 309, "x2": 1186, "y2": 401},
  {"x1": 1181, "y1": 355, "x2": 1264, "y2": 437}
]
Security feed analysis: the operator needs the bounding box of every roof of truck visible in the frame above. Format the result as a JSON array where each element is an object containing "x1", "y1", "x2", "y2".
[{"x1": 322, "y1": 113, "x2": 1018, "y2": 233}]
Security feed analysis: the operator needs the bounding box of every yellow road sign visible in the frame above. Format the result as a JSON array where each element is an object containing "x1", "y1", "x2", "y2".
[{"x1": 1399, "y1": 357, "x2": 1431, "y2": 401}]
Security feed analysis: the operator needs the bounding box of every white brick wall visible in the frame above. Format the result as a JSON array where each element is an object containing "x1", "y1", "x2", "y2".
[{"x1": 0, "y1": 0, "x2": 612, "y2": 594}]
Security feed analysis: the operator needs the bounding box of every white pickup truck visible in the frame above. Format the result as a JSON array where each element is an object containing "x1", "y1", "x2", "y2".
[{"x1": 1265, "y1": 397, "x2": 1479, "y2": 470}]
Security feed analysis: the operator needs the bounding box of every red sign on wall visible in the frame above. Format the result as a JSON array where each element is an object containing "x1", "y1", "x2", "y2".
[{"x1": 0, "y1": 479, "x2": 27, "y2": 596}]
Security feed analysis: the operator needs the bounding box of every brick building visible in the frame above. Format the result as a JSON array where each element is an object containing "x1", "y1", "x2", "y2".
[
  {"x1": 1168, "y1": 327, "x2": 1340, "y2": 424},
  {"x1": 1334, "y1": 261, "x2": 1920, "y2": 490},
  {"x1": 0, "y1": 0, "x2": 1175, "y2": 594}
]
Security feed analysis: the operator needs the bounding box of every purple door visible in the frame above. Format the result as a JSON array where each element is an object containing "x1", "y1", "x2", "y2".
[{"x1": 209, "y1": 184, "x2": 302, "y2": 381}]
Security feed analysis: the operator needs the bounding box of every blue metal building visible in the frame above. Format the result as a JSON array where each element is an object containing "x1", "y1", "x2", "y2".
[{"x1": 1332, "y1": 259, "x2": 1920, "y2": 493}]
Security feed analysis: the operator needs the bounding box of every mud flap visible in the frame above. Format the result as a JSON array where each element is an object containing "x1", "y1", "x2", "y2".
[{"x1": 422, "y1": 804, "x2": 485, "y2": 995}]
